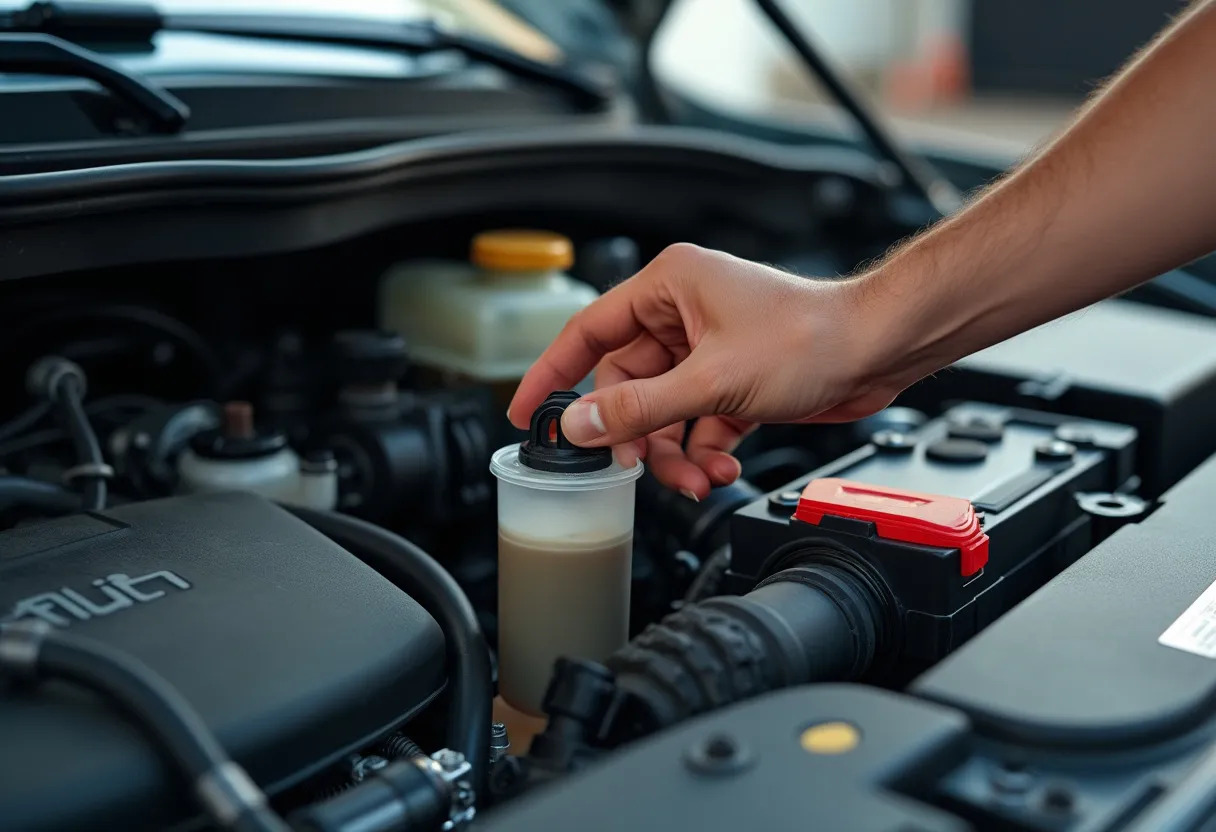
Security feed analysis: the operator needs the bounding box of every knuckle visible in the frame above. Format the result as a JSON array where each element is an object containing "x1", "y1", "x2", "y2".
[
  {"x1": 653, "y1": 242, "x2": 704, "y2": 272},
  {"x1": 612, "y1": 385, "x2": 653, "y2": 436}
]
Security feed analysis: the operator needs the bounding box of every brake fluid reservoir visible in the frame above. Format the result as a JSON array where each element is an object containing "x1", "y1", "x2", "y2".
[
  {"x1": 378, "y1": 230, "x2": 598, "y2": 383},
  {"x1": 489, "y1": 391, "x2": 643, "y2": 715}
]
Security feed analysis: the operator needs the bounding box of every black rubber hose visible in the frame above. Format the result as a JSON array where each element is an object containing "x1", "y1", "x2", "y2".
[
  {"x1": 0, "y1": 400, "x2": 51, "y2": 444},
  {"x1": 602, "y1": 563, "x2": 887, "y2": 741},
  {"x1": 0, "y1": 625, "x2": 289, "y2": 832},
  {"x1": 0, "y1": 475, "x2": 80, "y2": 513},
  {"x1": 53, "y1": 373, "x2": 106, "y2": 511},
  {"x1": 683, "y1": 546, "x2": 731, "y2": 604},
  {"x1": 3, "y1": 304, "x2": 226, "y2": 398},
  {"x1": 285, "y1": 506, "x2": 491, "y2": 799}
]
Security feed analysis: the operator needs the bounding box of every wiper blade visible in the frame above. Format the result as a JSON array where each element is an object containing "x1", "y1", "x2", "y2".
[
  {"x1": 0, "y1": 32, "x2": 189, "y2": 132},
  {"x1": 3, "y1": 1, "x2": 613, "y2": 110}
]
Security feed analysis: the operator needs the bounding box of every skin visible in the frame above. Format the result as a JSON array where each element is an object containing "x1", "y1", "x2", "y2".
[{"x1": 509, "y1": 0, "x2": 1216, "y2": 499}]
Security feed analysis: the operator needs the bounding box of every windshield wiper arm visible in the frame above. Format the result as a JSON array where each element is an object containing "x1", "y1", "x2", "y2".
[
  {"x1": 0, "y1": 32, "x2": 189, "y2": 132},
  {"x1": 3, "y1": 1, "x2": 613, "y2": 110}
]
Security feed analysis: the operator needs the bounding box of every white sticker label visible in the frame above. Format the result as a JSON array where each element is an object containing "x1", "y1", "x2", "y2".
[{"x1": 1159, "y1": 579, "x2": 1216, "y2": 658}]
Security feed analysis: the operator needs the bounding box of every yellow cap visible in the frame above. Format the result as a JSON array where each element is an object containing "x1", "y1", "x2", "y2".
[
  {"x1": 471, "y1": 230, "x2": 574, "y2": 272},
  {"x1": 799, "y1": 721, "x2": 861, "y2": 755}
]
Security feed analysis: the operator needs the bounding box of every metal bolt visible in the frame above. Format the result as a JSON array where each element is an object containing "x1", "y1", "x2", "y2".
[
  {"x1": 768, "y1": 489, "x2": 802, "y2": 511},
  {"x1": 684, "y1": 733, "x2": 755, "y2": 776},
  {"x1": 350, "y1": 754, "x2": 388, "y2": 783},
  {"x1": 490, "y1": 723, "x2": 510, "y2": 763},
  {"x1": 1035, "y1": 439, "x2": 1076, "y2": 462},
  {"x1": 989, "y1": 760, "x2": 1034, "y2": 796},
  {"x1": 1041, "y1": 783, "x2": 1076, "y2": 814},
  {"x1": 872, "y1": 429, "x2": 916, "y2": 452},
  {"x1": 1055, "y1": 424, "x2": 1097, "y2": 447},
  {"x1": 433, "y1": 749, "x2": 466, "y2": 772}
]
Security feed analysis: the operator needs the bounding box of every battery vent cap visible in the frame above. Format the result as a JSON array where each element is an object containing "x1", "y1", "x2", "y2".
[{"x1": 793, "y1": 478, "x2": 989, "y2": 576}]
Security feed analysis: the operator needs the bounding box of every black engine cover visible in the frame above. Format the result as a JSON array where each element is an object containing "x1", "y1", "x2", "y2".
[{"x1": 0, "y1": 492, "x2": 446, "y2": 831}]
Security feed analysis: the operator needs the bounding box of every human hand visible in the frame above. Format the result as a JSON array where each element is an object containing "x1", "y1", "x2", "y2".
[{"x1": 508, "y1": 244, "x2": 910, "y2": 499}]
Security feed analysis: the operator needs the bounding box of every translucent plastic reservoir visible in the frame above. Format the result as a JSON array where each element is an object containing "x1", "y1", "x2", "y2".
[
  {"x1": 489, "y1": 441, "x2": 642, "y2": 716},
  {"x1": 378, "y1": 230, "x2": 599, "y2": 382}
]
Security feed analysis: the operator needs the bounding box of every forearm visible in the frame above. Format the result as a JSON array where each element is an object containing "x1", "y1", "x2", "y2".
[{"x1": 865, "y1": 0, "x2": 1216, "y2": 385}]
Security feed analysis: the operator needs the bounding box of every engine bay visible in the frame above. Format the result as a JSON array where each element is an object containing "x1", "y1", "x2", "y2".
[{"x1": 4, "y1": 125, "x2": 1216, "y2": 832}]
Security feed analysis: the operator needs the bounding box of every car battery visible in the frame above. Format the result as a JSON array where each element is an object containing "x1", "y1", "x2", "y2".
[
  {"x1": 900, "y1": 299, "x2": 1216, "y2": 497},
  {"x1": 728, "y1": 403, "x2": 1138, "y2": 663}
]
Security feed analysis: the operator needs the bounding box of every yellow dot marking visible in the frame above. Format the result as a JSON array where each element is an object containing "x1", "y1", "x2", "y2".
[{"x1": 800, "y1": 721, "x2": 860, "y2": 755}]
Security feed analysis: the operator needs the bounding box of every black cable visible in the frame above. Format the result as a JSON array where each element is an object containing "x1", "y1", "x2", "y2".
[
  {"x1": 0, "y1": 475, "x2": 79, "y2": 514},
  {"x1": 53, "y1": 373, "x2": 106, "y2": 512},
  {"x1": 284, "y1": 506, "x2": 492, "y2": 800},
  {"x1": 753, "y1": 0, "x2": 962, "y2": 217},
  {"x1": 0, "y1": 426, "x2": 64, "y2": 459},
  {"x1": 2, "y1": 304, "x2": 226, "y2": 398},
  {"x1": 0, "y1": 400, "x2": 51, "y2": 444},
  {"x1": 683, "y1": 546, "x2": 730, "y2": 603},
  {"x1": 0, "y1": 624, "x2": 290, "y2": 832},
  {"x1": 0, "y1": 395, "x2": 163, "y2": 462}
]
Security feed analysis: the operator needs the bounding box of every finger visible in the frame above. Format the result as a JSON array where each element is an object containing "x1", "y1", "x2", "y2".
[
  {"x1": 595, "y1": 336, "x2": 675, "y2": 471},
  {"x1": 612, "y1": 439, "x2": 647, "y2": 469},
  {"x1": 508, "y1": 280, "x2": 651, "y2": 429},
  {"x1": 644, "y1": 423, "x2": 710, "y2": 499},
  {"x1": 562, "y1": 354, "x2": 716, "y2": 447},
  {"x1": 685, "y1": 416, "x2": 754, "y2": 486}
]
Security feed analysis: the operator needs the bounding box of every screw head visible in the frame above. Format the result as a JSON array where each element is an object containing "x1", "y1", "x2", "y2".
[
  {"x1": 1041, "y1": 783, "x2": 1076, "y2": 814},
  {"x1": 1055, "y1": 424, "x2": 1097, "y2": 447},
  {"x1": 769, "y1": 489, "x2": 802, "y2": 511},
  {"x1": 432, "y1": 749, "x2": 466, "y2": 772},
  {"x1": 872, "y1": 429, "x2": 916, "y2": 452},
  {"x1": 684, "y1": 733, "x2": 754, "y2": 776},
  {"x1": 989, "y1": 760, "x2": 1034, "y2": 796},
  {"x1": 1035, "y1": 439, "x2": 1076, "y2": 462}
]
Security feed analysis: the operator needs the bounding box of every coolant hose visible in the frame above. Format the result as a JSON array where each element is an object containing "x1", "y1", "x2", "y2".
[
  {"x1": 54, "y1": 373, "x2": 107, "y2": 512},
  {"x1": 0, "y1": 622, "x2": 290, "y2": 832},
  {"x1": 603, "y1": 563, "x2": 888, "y2": 739},
  {"x1": 0, "y1": 475, "x2": 80, "y2": 514},
  {"x1": 284, "y1": 506, "x2": 492, "y2": 798}
]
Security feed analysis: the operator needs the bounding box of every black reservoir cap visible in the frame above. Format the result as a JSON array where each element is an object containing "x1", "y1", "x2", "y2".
[{"x1": 518, "y1": 391, "x2": 611, "y2": 474}]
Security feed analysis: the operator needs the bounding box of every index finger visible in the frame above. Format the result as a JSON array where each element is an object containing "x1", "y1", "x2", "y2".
[{"x1": 508, "y1": 278, "x2": 647, "y2": 429}]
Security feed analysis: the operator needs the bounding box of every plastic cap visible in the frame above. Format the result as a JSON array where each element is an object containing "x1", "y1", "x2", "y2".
[
  {"x1": 794, "y1": 478, "x2": 989, "y2": 577},
  {"x1": 471, "y1": 230, "x2": 574, "y2": 272},
  {"x1": 518, "y1": 391, "x2": 611, "y2": 473}
]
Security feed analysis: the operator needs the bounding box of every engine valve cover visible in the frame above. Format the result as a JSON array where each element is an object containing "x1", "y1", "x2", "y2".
[{"x1": 0, "y1": 492, "x2": 445, "y2": 831}]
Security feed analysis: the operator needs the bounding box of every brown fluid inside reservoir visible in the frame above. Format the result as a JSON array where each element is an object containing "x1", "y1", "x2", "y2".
[{"x1": 497, "y1": 528, "x2": 632, "y2": 716}]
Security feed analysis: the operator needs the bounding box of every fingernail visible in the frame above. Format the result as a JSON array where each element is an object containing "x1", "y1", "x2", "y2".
[
  {"x1": 562, "y1": 399, "x2": 605, "y2": 443},
  {"x1": 680, "y1": 489, "x2": 700, "y2": 503},
  {"x1": 720, "y1": 453, "x2": 743, "y2": 480},
  {"x1": 613, "y1": 444, "x2": 639, "y2": 469}
]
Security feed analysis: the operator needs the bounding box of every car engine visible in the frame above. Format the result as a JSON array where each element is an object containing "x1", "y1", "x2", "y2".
[
  {"x1": 4, "y1": 13, "x2": 1216, "y2": 823},
  {"x1": 4, "y1": 192, "x2": 1216, "y2": 832}
]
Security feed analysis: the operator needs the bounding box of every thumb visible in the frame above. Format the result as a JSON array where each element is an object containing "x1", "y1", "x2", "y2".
[{"x1": 561, "y1": 360, "x2": 713, "y2": 447}]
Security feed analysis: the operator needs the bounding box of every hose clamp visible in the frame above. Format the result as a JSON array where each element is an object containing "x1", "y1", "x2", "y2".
[
  {"x1": 196, "y1": 762, "x2": 266, "y2": 827},
  {"x1": 417, "y1": 750, "x2": 476, "y2": 830},
  {"x1": 62, "y1": 462, "x2": 116, "y2": 485}
]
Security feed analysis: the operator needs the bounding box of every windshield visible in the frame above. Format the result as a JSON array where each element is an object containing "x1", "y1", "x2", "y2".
[{"x1": 0, "y1": 0, "x2": 564, "y2": 63}]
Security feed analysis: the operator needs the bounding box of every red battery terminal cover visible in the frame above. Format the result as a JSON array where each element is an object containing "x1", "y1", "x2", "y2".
[{"x1": 793, "y1": 478, "x2": 989, "y2": 576}]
